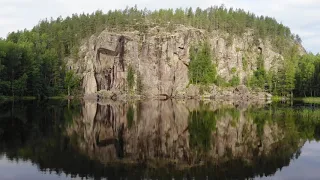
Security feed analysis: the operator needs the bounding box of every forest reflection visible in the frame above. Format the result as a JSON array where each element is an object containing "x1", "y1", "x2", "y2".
[{"x1": 0, "y1": 100, "x2": 320, "y2": 179}]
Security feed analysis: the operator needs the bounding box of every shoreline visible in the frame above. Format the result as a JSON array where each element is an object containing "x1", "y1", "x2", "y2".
[{"x1": 2, "y1": 95, "x2": 320, "y2": 104}]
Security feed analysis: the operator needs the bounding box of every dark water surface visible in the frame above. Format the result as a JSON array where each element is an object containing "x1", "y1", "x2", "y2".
[{"x1": 1, "y1": 100, "x2": 320, "y2": 180}]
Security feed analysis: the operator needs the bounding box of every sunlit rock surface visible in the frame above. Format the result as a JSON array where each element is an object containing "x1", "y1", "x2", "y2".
[{"x1": 68, "y1": 25, "x2": 305, "y2": 98}]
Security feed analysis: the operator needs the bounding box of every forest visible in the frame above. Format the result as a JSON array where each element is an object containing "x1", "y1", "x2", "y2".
[
  {"x1": 0, "y1": 5, "x2": 319, "y2": 98},
  {"x1": 251, "y1": 49, "x2": 320, "y2": 97}
]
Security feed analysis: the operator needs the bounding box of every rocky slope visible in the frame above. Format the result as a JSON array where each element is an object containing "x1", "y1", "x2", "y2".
[{"x1": 68, "y1": 25, "x2": 304, "y2": 99}]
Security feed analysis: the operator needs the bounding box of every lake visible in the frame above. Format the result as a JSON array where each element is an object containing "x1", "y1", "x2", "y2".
[{"x1": 0, "y1": 100, "x2": 320, "y2": 180}]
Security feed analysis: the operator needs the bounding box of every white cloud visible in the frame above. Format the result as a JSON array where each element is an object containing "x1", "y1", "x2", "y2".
[{"x1": 0, "y1": 0, "x2": 319, "y2": 53}]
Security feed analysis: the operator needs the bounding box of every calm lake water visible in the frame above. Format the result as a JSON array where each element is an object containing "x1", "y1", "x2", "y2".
[{"x1": 0, "y1": 100, "x2": 320, "y2": 180}]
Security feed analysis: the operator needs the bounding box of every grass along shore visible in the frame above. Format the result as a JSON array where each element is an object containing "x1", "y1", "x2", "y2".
[{"x1": 271, "y1": 96, "x2": 320, "y2": 104}]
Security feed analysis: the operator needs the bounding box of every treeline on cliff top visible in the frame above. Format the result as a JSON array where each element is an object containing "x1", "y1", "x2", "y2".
[{"x1": 0, "y1": 5, "x2": 319, "y2": 98}]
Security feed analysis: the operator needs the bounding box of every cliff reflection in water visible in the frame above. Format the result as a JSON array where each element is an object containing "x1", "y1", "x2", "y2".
[
  {"x1": 66, "y1": 100, "x2": 305, "y2": 177},
  {"x1": 1, "y1": 100, "x2": 320, "y2": 179}
]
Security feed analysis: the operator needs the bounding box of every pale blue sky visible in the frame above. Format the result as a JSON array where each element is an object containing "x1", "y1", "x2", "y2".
[{"x1": 0, "y1": 0, "x2": 319, "y2": 53}]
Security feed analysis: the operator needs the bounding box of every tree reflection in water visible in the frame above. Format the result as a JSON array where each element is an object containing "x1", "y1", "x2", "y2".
[{"x1": 0, "y1": 100, "x2": 320, "y2": 179}]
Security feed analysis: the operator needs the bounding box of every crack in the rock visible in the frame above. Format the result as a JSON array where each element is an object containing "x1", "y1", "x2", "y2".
[{"x1": 95, "y1": 36, "x2": 126, "y2": 90}]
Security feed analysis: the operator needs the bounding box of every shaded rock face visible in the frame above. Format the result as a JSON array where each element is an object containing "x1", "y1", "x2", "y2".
[
  {"x1": 69, "y1": 26, "x2": 303, "y2": 97},
  {"x1": 95, "y1": 35, "x2": 126, "y2": 91},
  {"x1": 72, "y1": 27, "x2": 196, "y2": 96},
  {"x1": 66, "y1": 100, "x2": 300, "y2": 168}
]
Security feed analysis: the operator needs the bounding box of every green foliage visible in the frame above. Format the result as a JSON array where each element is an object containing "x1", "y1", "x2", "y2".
[
  {"x1": 230, "y1": 76, "x2": 240, "y2": 87},
  {"x1": 249, "y1": 54, "x2": 266, "y2": 89},
  {"x1": 266, "y1": 46, "x2": 300, "y2": 96},
  {"x1": 242, "y1": 56, "x2": 248, "y2": 71},
  {"x1": 189, "y1": 107, "x2": 216, "y2": 152},
  {"x1": 216, "y1": 75, "x2": 229, "y2": 87},
  {"x1": 64, "y1": 100, "x2": 81, "y2": 124},
  {"x1": 126, "y1": 105, "x2": 134, "y2": 129},
  {"x1": 226, "y1": 35, "x2": 234, "y2": 47},
  {"x1": 231, "y1": 67, "x2": 237, "y2": 74},
  {"x1": 247, "y1": 105, "x2": 320, "y2": 140},
  {"x1": 71, "y1": 45, "x2": 80, "y2": 59},
  {"x1": 13, "y1": 73, "x2": 28, "y2": 97},
  {"x1": 64, "y1": 70, "x2": 81, "y2": 96},
  {"x1": 0, "y1": 41, "x2": 31, "y2": 97},
  {"x1": 0, "y1": 38, "x2": 77, "y2": 98},
  {"x1": 136, "y1": 72, "x2": 143, "y2": 94},
  {"x1": 294, "y1": 54, "x2": 320, "y2": 97},
  {"x1": 188, "y1": 105, "x2": 244, "y2": 153},
  {"x1": 215, "y1": 75, "x2": 239, "y2": 87},
  {"x1": 127, "y1": 65, "x2": 135, "y2": 91},
  {"x1": 189, "y1": 42, "x2": 217, "y2": 85},
  {"x1": 299, "y1": 97, "x2": 320, "y2": 104}
]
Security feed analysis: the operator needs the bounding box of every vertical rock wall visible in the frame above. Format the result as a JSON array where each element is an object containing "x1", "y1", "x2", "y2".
[{"x1": 68, "y1": 26, "x2": 303, "y2": 97}]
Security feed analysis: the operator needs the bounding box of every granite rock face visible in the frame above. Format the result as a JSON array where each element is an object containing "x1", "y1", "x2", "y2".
[{"x1": 68, "y1": 25, "x2": 304, "y2": 99}]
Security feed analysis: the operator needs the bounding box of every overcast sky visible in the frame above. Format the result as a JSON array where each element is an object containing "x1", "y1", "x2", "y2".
[{"x1": 0, "y1": 0, "x2": 319, "y2": 53}]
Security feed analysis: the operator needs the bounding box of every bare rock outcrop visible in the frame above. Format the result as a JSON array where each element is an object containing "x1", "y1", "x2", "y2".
[{"x1": 68, "y1": 25, "x2": 303, "y2": 99}]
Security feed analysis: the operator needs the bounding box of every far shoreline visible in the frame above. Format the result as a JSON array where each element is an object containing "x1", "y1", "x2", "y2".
[{"x1": 2, "y1": 95, "x2": 320, "y2": 105}]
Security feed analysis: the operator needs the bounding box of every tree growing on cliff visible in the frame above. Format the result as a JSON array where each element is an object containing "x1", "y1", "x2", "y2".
[
  {"x1": 249, "y1": 54, "x2": 267, "y2": 89},
  {"x1": 189, "y1": 42, "x2": 217, "y2": 85},
  {"x1": 64, "y1": 70, "x2": 80, "y2": 96},
  {"x1": 127, "y1": 65, "x2": 135, "y2": 92}
]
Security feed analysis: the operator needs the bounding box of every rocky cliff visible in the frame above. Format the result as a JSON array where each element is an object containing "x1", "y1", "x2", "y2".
[{"x1": 68, "y1": 25, "x2": 304, "y2": 99}]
